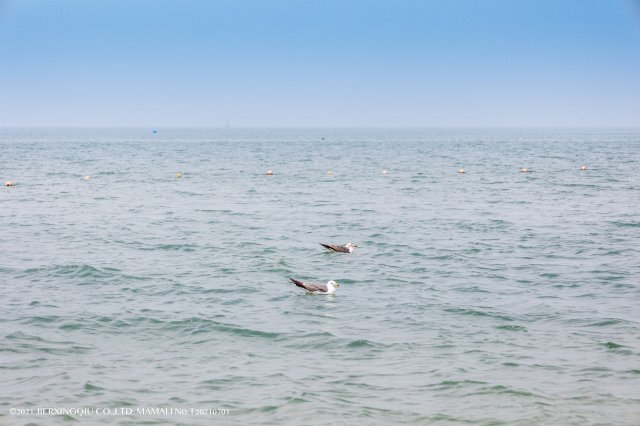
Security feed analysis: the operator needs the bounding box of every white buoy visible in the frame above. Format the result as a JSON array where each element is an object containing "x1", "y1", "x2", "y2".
[
  {"x1": 266, "y1": 169, "x2": 274, "y2": 176},
  {"x1": 457, "y1": 168, "x2": 465, "y2": 174}
]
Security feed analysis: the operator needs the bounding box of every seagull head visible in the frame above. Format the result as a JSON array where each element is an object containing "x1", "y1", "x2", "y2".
[
  {"x1": 345, "y1": 243, "x2": 357, "y2": 249},
  {"x1": 327, "y1": 280, "x2": 339, "y2": 289}
]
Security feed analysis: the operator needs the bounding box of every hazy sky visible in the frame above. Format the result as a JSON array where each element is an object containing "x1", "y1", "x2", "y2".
[{"x1": 1, "y1": 0, "x2": 639, "y2": 127}]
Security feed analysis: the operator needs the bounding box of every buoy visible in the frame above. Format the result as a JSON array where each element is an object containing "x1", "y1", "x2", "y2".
[
  {"x1": 580, "y1": 165, "x2": 588, "y2": 171},
  {"x1": 457, "y1": 168, "x2": 465, "y2": 174},
  {"x1": 176, "y1": 172, "x2": 182, "y2": 178},
  {"x1": 266, "y1": 170, "x2": 274, "y2": 176},
  {"x1": 520, "y1": 168, "x2": 529, "y2": 173},
  {"x1": 83, "y1": 175, "x2": 91, "y2": 180},
  {"x1": 382, "y1": 170, "x2": 388, "y2": 175},
  {"x1": 5, "y1": 180, "x2": 14, "y2": 187},
  {"x1": 327, "y1": 170, "x2": 333, "y2": 176}
]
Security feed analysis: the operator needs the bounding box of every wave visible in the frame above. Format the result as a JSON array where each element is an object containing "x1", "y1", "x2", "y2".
[
  {"x1": 610, "y1": 221, "x2": 640, "y2": 228},
  {"x1": 444, "y1": 307, "x2": 514, "y2": 322},
  {"x1": 19, "y1": 264, "x2": 149, "y2": 284},
  {"x1": 495, "y1": 324, "x2": 527, "y2": 332},
  {"x1": 346, "y1": 339, "x2": 379, "y2": 348}
]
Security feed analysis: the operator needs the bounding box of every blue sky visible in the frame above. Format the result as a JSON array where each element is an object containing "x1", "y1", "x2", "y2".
[{"x1": 1, "y1": 0, "x2": 639, "y2": 127}]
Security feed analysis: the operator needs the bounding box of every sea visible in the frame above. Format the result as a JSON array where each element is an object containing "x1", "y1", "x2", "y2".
[{"x1": 1, "y1": 128, "x2": 639, "y2": 425}]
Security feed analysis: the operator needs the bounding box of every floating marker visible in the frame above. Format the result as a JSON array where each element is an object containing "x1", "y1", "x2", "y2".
[
  {"x1": 176, "y1": 172, "x2": 182, "y2": 178},
  {"x1": 327, "y1": 169, "x2": 333, "y2": 176},
  {"x1": 382, "y1": 170, "x2": 388, "y2": 175},
  {"x1": 520, "y1": 168, "x2": 529, "y2": 173},
  {"x1": 266, "y1": 170, "x2": 274, "y2": 176},
  {"x1": 84, "y1": 175, "x2": 91, "y2": 180},
  {"x1": 457, "y1": 168, "x2": 465, "y2": 174}
]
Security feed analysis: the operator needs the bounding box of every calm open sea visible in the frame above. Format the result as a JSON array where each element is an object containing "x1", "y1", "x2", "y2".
[{"x1": 1, "y1": 128, "x2": 639, "y2": 425}]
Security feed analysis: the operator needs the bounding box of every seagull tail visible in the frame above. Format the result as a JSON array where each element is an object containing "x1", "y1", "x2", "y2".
[{"x1": 319, "y1": 243, "x2": 333, "y2": 251}]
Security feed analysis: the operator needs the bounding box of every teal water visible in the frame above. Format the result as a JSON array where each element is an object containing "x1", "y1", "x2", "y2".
[{"x1": 1, "y1": 128, "x2": 639, "y2": 425}]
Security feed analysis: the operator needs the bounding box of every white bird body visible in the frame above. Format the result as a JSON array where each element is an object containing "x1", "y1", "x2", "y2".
[{"x1": 324, "y1": 281, "x2": 338, "y2": 294}]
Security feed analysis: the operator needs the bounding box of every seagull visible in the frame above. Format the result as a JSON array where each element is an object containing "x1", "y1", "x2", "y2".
[
  {"x1": 320, "y1": 242, "x2": 357, "y2": 253},
  {"x1": 289, "y1": 278, "x2": 339, "y2": 294}
]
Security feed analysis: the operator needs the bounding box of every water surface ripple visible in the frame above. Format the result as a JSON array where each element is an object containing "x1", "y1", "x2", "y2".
[{"x1": 1, "y1": 128, "x2": 639, "y2": 425}]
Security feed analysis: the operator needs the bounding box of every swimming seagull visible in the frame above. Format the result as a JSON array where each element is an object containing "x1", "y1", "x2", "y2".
[
  {"x1": 320, "y1": 243, "x2": 357, "y2": 253},
  {"x1": 289, "y1": 278, "x2": 339, "y2": 294}
]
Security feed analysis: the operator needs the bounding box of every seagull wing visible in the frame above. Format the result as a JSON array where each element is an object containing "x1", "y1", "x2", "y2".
[
  {"x1": 320, "y1": 243, "x2": 349, "y2": 253},
  {"x1": 289, "y1": 278, "x2": 328, "y2": 292}
]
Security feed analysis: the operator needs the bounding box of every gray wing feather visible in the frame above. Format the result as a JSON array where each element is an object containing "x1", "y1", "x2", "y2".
[
  {"x1": 290, "y1": 278, "x2": 328, "y2": 292},
  {"x1": 308, "y1": 282, "x2": 328, "y2": 292},
  {"x1": 320, "y1": 243, "x2": 349, "y2": 253}
]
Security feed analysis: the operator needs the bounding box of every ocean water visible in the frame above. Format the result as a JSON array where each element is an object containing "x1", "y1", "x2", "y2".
[{"x1": 1, "y1": 128, "x2": 639, "y2": 425}]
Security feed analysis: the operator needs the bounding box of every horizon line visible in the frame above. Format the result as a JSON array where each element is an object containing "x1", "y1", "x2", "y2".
[{"x1": 1, "y1": 125, "x2": 640, "y2": 130}]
